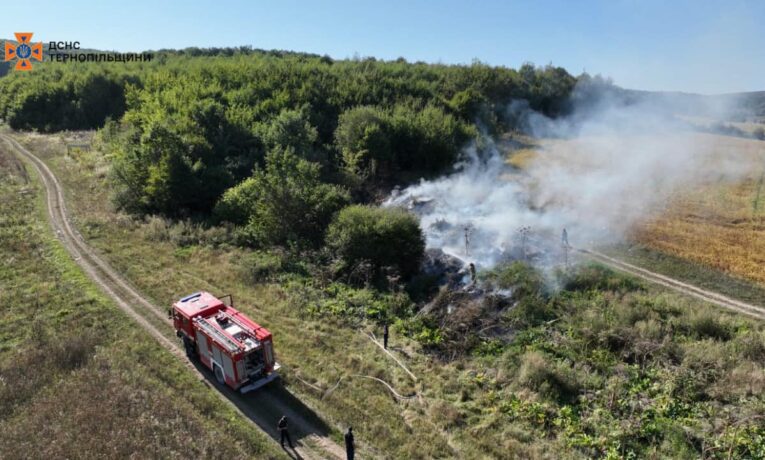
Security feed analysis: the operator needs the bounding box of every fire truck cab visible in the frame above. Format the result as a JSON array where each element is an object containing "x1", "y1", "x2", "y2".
[{"x1": 171, "y1": 292, "x2": 279, "y2": 393}]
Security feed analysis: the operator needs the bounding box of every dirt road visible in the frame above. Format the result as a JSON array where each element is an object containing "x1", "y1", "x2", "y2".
[
  {"x1": 2, "y1": 134, "x2": 346, "y2": 460},
  {"x1": 577, "y1": 248, "x2": 765, "y2": 321}
]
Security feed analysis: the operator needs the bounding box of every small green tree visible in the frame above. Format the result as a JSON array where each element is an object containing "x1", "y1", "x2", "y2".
[
  {"x1": 334, "y1": 106, "x2": 392, "y2": 181},
  {"x1": 263, "y1": 107, "x2": 319, "y2": 158},
  {"x1": 224, "y1": 147, "x2": 349, "y2": 247},
  {"x1": 326, "y1": 205, "x2": 425, "y2": 281}
]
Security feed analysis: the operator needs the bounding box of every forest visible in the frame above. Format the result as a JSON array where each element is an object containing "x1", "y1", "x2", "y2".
[{"x1": 0, "y1": 49, "x2": 577, "y2": 262}]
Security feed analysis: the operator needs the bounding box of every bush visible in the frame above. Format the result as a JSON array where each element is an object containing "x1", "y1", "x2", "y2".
[
  {"x1": 240, "y1": 250, "x2": 289, "y2": 282},
  {"x1": 483, "y1": 261, "x2": 546, "y2": 297},
  {"x1": 687, "y1": 311, "x2": 732, "y2": 341},
  {"x1": 482, "y1": 262, "x2": 554, "y2": 327},
  {"x1": 334, "y1": 106, "x2": 393, "y2": 183},
  {"x1": 326, "y1": 205, "x2": 425, "y2": 281},
  {"x1": 398, "y1": 316, "x2": 444, "y2": 348},
  {"x1": 518, "y1": 351, "x2": 582, "y2": 403}
]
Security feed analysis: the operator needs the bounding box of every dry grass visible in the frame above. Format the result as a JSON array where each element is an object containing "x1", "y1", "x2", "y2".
[
  {"x1": 506, "y1": 147, "x2": 540, "y2": 169},
  {"x1": 13, "y1": 132, "x2": 460, "y2": 458},
  {"x1": 633, "y1": 169, "x2": 765, "y2": 285}
]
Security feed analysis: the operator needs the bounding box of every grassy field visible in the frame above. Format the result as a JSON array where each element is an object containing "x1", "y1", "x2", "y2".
[
  {"x1": 632, "y1": 171, "x2": 765, "y2": 286},
  {"x1": 0, "y1": 146, "x2": 284, "y2": 458},
  {"x1": 7, "y1": 129, "x2": 765, "y2": 458}
]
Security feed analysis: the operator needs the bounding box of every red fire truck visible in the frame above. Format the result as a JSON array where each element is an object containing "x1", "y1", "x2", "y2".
[{"x1": 171, "y1": 291, "x2": 280, "y2": 393}]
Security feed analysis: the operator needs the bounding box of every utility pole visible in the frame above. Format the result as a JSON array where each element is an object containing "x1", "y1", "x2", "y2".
[
  {"x1": 464, "y1": 225, "x2": 473, "y2": 257},
  {"x1": 517, "y1": 226, "x2": 531, "y2": 260},
  {"x1": 562, "y1": 227, "x2": 570, "y2": 268}
]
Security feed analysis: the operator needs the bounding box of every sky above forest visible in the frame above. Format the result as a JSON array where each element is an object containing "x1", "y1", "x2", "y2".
[{"x1": 2, "y1": 0, "x2": 763, "y2": 94}]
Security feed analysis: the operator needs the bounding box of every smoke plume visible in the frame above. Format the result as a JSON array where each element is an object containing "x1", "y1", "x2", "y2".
[{"x1": 386, "y1": 85, "x2": 755, "y2": 270}]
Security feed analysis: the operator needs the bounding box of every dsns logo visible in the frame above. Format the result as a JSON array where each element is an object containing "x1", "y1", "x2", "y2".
[{"x1": 4, "y1": 33, "x2": 43, "y2": 71}]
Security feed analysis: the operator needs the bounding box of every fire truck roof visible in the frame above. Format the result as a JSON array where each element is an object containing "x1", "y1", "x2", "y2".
[{"x1": 173, "y1": 291, "x2": 225, "y2": 318}]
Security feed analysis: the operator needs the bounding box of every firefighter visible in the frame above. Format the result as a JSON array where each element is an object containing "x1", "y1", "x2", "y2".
[
  {"x1": 345, "y1": 426, "x2": 355, "y2": 460},
  {"x1": 468, "y1": 262, "x2": 476, "y2": 283},
  {"x1": 383, "y1": 322, "x2": 389, "y2": 350},
  {"x1": 277, "y1": 415, "x2": 293, "y2": 449}
]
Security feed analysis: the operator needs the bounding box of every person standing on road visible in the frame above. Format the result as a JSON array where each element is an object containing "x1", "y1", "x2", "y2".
[
  {"x1": 278, "y1": 415, "x2": 293, "y2": 449},
  {"x1": 345, "y1": 426, "x2": 355, "y2": 460}
]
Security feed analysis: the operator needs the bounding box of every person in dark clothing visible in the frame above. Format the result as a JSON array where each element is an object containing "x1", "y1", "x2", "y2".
[
  {"x1": 278, "y1": 415, "x2": 293, "y2": 449},
  {"x1": 562, "y1": 228, "x2": 569, "y2": 247},
  {"x1": 383, "y1": 323, "x2": 389, "y2": 350},
  {"x1": 344, "y1": 426, "x2": 355, "y2": 460},
  {"x1": 468, "y1": 262, "x2": 476, "y2": 283}
]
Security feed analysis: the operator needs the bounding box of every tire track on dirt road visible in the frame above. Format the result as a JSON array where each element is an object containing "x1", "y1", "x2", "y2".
[
  {"x1": 577, "y1": 248, "x2": 765, "y2": 321},
  {"x1": 2, "y1": 134, "x2": 345, "y2": 460}
]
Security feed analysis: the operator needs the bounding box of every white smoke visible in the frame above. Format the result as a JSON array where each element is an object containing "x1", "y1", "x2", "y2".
[{"x1": 386, "y1": 86, "x2": 756, "y2": 270}]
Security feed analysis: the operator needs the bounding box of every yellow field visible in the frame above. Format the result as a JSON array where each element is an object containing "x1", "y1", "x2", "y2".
[
  {"x1": 507, "y1": 133, "x2": 765, "y2": 286},
  {"x1": 633, "y1": 174, "x2": 765, "y2": 284},
  {"x1": 631, "y1": 135, "x2": 765, "y2": 285}
]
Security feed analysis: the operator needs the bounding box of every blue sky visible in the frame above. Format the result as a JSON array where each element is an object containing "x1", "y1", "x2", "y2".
[{"x1": 2, "y1": 0, "x2": 762, "y2": 94}]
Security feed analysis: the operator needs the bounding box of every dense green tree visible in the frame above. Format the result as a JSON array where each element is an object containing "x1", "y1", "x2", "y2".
[
  {"x1": 326, "y1": 205, "x2": 425, "y2": 280},
  {"x1": 261, "y1": 107, "x2": 322, "y2": 162},
  {"x1": 334, "y1": 106, "x2": 393, "y2": 181},
  {"x1": 224, "y1": 147, "x2": 349, "y2": 247}
]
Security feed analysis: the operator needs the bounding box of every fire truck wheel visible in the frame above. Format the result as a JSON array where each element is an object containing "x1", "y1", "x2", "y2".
[
  {"x1": 214, "y1": 365, "x2": 225, "y2": 385},
  {"x1": 183, "y1": 339, "x2": 197, "y2": 360},
  {"x1": 184, "y1": 343, "x2": 197, "y2": 360}
]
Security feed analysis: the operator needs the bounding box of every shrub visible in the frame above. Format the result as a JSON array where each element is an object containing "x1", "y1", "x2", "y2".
[
  {"x1": 734, "y1": 330, "x2": 765, "y2": 363},
  {"x1": 482, "y1": 261, "x2": 546, "y2": 297},
  {"x1": 240, "y1": 250, "x2": 289, "y2": 282},
  {"x1": 482, "y1": 262, "x2": 555, "y2": 327},
  {"x1": 326, "y1": 205, "x2": 425, "y2": 281},
  {"x1": 398, "y1": 316, "x2": 444, "y2": 348},
  {"x1": 213, "y1": 177, "x2": 260, "y2": 225},
  {"x1": 335, "y1": 106, "x2": 393, "y2": 182},
  {"x1": 518, "y1": 351, "x2": 582, "y2": 403},
  {"x1": 688, "y1": 311, "x2": 732, "y2": 341}
]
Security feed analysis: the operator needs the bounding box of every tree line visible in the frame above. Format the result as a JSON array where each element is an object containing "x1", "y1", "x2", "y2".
[{"x1": 0, "y1": 49, "x2": 578, "y2": 278}]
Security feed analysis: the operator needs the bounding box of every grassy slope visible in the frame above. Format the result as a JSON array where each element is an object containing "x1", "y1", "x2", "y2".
[
  {"x1": 602, "y1": 243, "x2": 765, "y2": 307},
  {"x1": 13, "y1": 130, "x2": 765, "y2": 459},
  {"x1": 0, "y1": 141, "x2": 284, "y2": 459}
]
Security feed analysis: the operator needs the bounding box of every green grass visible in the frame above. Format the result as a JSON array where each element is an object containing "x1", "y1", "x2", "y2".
[
  {"x1": 11, "y1": 130, "x2": 765, "y2": 459},
  {"x1": 0, "y1": 144, "x2": 284, "y2": 459}
]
